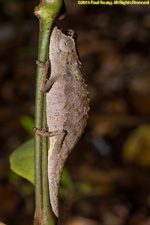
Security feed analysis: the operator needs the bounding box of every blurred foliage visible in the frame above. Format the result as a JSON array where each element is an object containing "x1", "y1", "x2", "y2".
[
  {"x1": 16, "y1": 47, "x2": 37, "y2": 59},
  {"x1": 60, "y1": 167, "x2": 74, "y2": 188},
  {"x1": 20, "y1": 115, "x2": 34, "y2": 136},
  {"x1": 0, "y1": 222, "x2": 7, "y2": 225},
  {"x1": 8, "y1": 171, "x2": 35, "y2": 196},
  {"x1": 122, "y1": 124, "x2": 150, "y2": 166},
  {"x1": 10, "y1": 138, "x2": 35, "y2": 183},
  {"x1": 10, "y1": 115, "x2": 34, "y2": 183},
  {"x1": 1, "y1": 0, "x2": 18, "y2": 4}
]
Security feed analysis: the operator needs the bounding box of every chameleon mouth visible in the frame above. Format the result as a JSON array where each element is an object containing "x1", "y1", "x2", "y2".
[{"x1": 66, "y1": 29, "x2": 77, "y2": 39}]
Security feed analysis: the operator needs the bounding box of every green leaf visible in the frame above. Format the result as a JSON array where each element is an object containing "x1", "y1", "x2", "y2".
[
  {"x1": 61, "y1": 167, "x2": 73, "y2": 187},
  {"x1": 10, "y1": 138, "x2": 34, "y2": 183},
  {"x1": 20, "y1": 115, "x2": 34, "y2": 135},
  {"x1": 76, "y1": 183, "x2": 92, "y2": 195}
]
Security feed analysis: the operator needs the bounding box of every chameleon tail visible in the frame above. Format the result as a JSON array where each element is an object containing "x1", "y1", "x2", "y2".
[{"x1": 48, "y1": 137, "x2": 68, "y2": 217}]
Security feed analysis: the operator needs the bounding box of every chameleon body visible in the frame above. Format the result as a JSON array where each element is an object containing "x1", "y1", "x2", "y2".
[{"x1": 34, "y1": 27, "x2": 89, "y2": 217}]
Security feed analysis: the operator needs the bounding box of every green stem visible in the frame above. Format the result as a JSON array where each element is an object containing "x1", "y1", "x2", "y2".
[
  {"x1": 34, "y1": 1, "x2": 63, "y2": 224},
  {"x1": 34, "y1": 19, "x2": 54, "y2": 225}
]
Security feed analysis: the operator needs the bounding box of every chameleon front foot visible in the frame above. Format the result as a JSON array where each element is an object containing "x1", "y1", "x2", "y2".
[
  {"x1": 36, "y1": 59, "x2": 50, "y2": 68},
  {"x1": 36, "y1": 59, "x2": 55, "y2": 93}
]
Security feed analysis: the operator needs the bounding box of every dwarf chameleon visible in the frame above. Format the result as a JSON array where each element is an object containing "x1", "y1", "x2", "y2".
[{"x1": 34, "y1": 26, "x2": 89, "y2": 217}]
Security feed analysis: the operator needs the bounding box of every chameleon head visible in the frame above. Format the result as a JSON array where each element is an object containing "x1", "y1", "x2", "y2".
[
  {"x1": 50, "y1": 26, "x2": 77, "y2": 56},
  {"x1": 49, "y1": 26, "x2": 80, "y2": 77}
]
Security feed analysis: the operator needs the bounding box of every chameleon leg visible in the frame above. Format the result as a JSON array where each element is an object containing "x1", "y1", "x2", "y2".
[
  {"x1": 36, "y1": 60, "x2": 55, "y2": 93},
  {"x1": 50, "y1": 130, "x2": 67, "y2": 156},
  {"x1": 33, "y1": 127, "x2": 66, "y2": 138}
]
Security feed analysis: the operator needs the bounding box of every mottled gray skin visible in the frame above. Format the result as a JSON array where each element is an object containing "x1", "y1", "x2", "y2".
[{"x1": 35, "y1": 27, "x2": 89, "y2": 217}]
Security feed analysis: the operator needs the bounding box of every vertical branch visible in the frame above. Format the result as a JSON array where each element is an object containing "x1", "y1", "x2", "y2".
[
  {"x1": 34, "y1": 1, "x2": 63, "y2": 225},
  {"x1": 34, "y1": 19, "x2": 53, "y2": 225}
]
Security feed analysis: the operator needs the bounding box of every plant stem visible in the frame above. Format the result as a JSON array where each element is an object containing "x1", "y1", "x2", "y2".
[
  {"x1": 34, "y1": 19, "x2": 54, "y2": 225},
  {"x1": 34, "y1": 1, "x2": 63, "y2": 224}
]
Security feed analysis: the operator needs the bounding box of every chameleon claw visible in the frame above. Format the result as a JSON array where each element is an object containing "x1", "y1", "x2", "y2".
[
  {"x1": 33, "y1": 126, "x2": 49, "y2": 137},
  {"x1": 36, "y1": 59, "x2": 50, "y2": 68}
]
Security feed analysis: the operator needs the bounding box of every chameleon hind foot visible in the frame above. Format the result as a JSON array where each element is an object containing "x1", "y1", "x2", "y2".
[
  {"x1": 33, "y1": 127, "x2": 66, "y2": 137},
  {"x1": 33, "y1": 127, "x2": 63, "y2": 137}
]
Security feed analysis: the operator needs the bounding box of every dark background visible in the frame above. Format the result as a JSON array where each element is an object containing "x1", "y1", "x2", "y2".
[{"x1": 1, "y1": 0, "x2": 150, "y2": 224}]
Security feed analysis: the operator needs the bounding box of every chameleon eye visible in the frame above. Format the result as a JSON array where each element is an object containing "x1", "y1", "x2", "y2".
[{"x1": 59, "y1": 38, "x2": 74, "y2": 52}]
